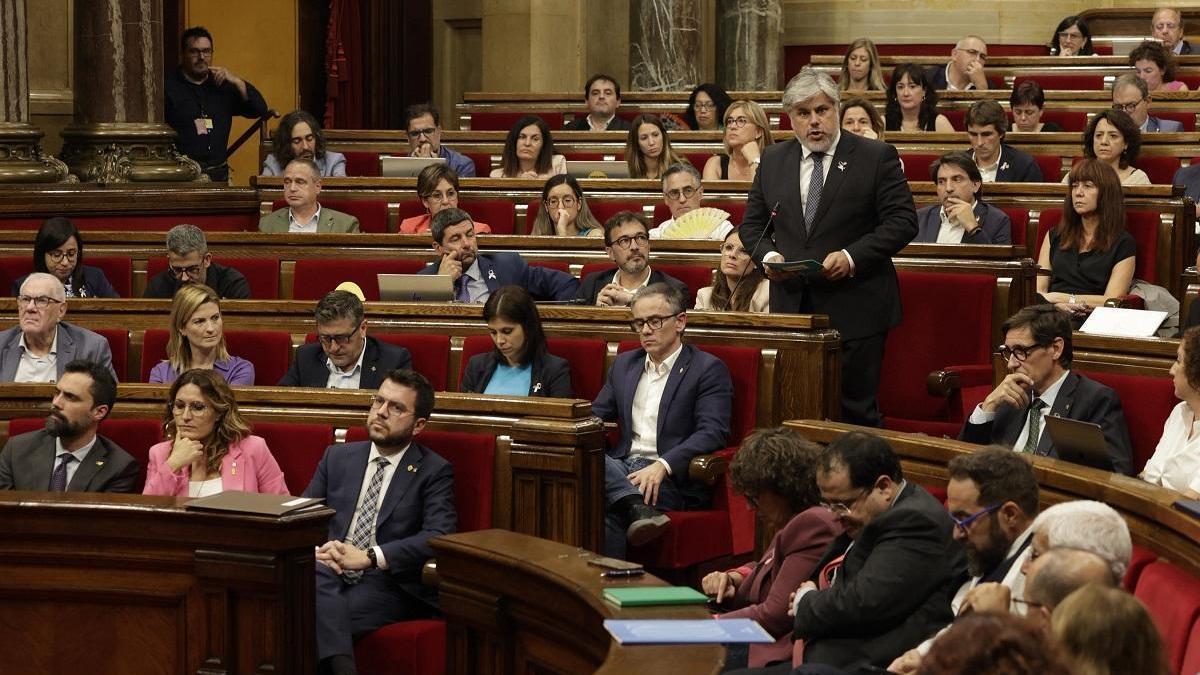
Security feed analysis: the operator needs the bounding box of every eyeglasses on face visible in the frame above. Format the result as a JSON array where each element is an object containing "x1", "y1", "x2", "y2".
[
  {"x1": 1058, "y1": 31, "x2": 1085, "y2": 41},
  {"x1": 318, "y1": 329, "x2": 359, "y2": 346},
  {"x1": 724, "y1": 116, "x2": 751, "y2": 129},
  {"x1": 665, "y1": 185, "x2": 699, "y2": 201},
  {"x1": 371, "y1": 396, "x2": 416, "y2": 417},
  {"x1": 186, "y1": 47, "x2": 213, "y2": 57},
  {"x1": 996, "y1": 343, "x2": 1047, "y2": 362},
  {"x1": 819, "y1": 488, "x2": 869, "y2": 516},
  {"x1": 950, "y1": 503, "x2": 1002, "y2": 532},
  {"x1": 422, "y1": 188, "x2": 456, "y2": 202},
  {"x1": 545, "y1": 196, "x2": 578, "y2": 208},
  {"x1": 1111, "y1": 100, "x2": 1144, "y2": 114},
  {"x1": 407, "y1": 127, "x2": 438, "y2": 139},
  {"x1": 694, "y1": 101, "x2": 716, "y2": 111},
  {"x1": 609, "y1": 233, "x2": 649, "y2": 250},
  {"x1": 629, "y1": 314, "x2": 680, "y2": 332},
  {"x1": 720, "y1": 242, "x2": 748, "y2": 257},
  {"x1": 17, "y1": 295, "x2": 62, "y2": 309},
  {"x1": 47, "y1": 250, "x2": 78, "y2": 263},
  {"x1": 170, "y1": 264, "x2": 204, "y2": 279},
  {"x1": 172, "y1": 400, "x2": 210, "y2": 415}
]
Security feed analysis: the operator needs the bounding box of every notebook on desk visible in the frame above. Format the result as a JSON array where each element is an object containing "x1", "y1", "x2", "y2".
[
  {"x1": 1043, "y1": 415, "x2": 1114, "y2": 472},
  {"x1": 185, "y1": 492, "x2": 322, "y2": 516}
]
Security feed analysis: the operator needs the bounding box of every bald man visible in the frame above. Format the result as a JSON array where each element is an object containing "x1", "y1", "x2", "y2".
[{"x1": 928, "y1": 36, "x2": 990, "y2": 90}]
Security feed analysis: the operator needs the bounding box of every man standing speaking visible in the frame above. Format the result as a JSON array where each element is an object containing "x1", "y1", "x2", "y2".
[{"x1": 739, "y1": 68, "x2": 917, "y2": 426}]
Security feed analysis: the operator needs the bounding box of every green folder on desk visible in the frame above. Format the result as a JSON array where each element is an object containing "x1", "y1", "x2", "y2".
[{"x1": 603, "y1": 586, "x2": 708, "y2": 607}]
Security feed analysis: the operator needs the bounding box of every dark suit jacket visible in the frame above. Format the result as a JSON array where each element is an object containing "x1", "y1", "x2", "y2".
[
  {"x1": 460, "y1": 350, "x2": 573, "y2": 397},
  {"x1": 959, "y1": 370, "x2": 1134, "y2": 475},
  {"x1": 144, "y1": 262, "x2": 250, "y2": 299},
  {"x1": 278, "y1": 336, "x2": 412, "y2": 388},
  {"x1": 564, "y1": 115, "x2": 633, "y2": 131},
  {"x1": 991, "y1": 144, "x2": 1043, "y2": 183},
  {"x1": 418, "y1": 251, "x2": 579, "y2": 302},
  {"x1": 739, "y1": 134, "x2": 917, "y2": 340},
  {"x1": 0, "y1": 429, "x2": 139, "y2": 492},
  {"x1": 914, "y1": 201, "x2": 1012, "y2": 244},
  {"x1": 575, "y1": 267, "x2": 689, "y2": 305},
  {"x1": 1173, "y1": 163, "x2": 1200, "y2": 203},
  {"x1": 12, "y1": 266, "x2": 119, "y2": 298},
  {"x1": 302, "y1": 440, "x2": 457, "y2": 603},
  {"x1": 591, "y1": 344, "x2": 733, "y2": 482},
  {"x1": 794, "y1": 482, "x2": 966, "y2": 670},
  {"x1": 1181, "y1": 40, "x2": 1194, "y2": 55},
  {"x1": 0, "y1": 321, "x2": 116, "y2": 382}
]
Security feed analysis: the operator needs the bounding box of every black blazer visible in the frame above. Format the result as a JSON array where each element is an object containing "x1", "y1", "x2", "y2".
[
  {"x1": 12, "y1": 266, "x2": 119, "y2": 298},
  {"x1": 740, "y1": 134, "x2": 917, "y2": 340},
  {"x1": 914, "y1": 201, "x2": 1012, "y2": 244},
  {"x1": 576, "y1": 267, "x2": 690, "y2": 305},
  {"x1": 959, "y1": 370, "x2": 1134, "y2": 475},
  {"x1": 794, "y1": 482, "x2": 966, "y2": 670},
  {"x1": 460, "y1": 350, "x2": 573, "y2": 397},
  {"x1": 278, "y1": 335, "x2": 413, "y2": 389},
  {"x1": 991, "y1": 144, "x2": 1044, "y2": 183},
  {"x1": 564, "y1": 115, "x2": 632, "y2": 131}
]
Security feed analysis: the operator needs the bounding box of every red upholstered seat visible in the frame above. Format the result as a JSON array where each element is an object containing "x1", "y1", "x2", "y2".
[
  {"x1": 1134, "y1": 561, "x2": 1200, "y2": 673},
  {"x1": 93, "y1": 328, "x2": 129, "y2": 383},
  {"x1": 459, "y1": 199, "x2": 515, "y2": 234},
  {"x1": 1156, "y1": 111, "x2": 1195, "y2": 132},
  {"x1": 1036, "y1": 209, "x2": 1158, "y2": 283},
  {"x1": 579, "y1": 262, "x2": 710, "y2": 306},
  {"x1": 291, "y1": 258, "x2": 427, "y2": 301},
  {"x1": 9, "y1": 417, "x2": 163, "y2": 491},
  {"x1": 652, "y1": 201, "x2": 748, "y2": 228},
  {"x1": 0, "y1": 257, "x2": 30, "y2": 294},
  {"x1": 941, "y1": 109, "x2": 963, "y2": 131},
  {"x1": 1013, "y1": 74, "x2": 1105, "y2": 90},
  {"x1": 250, "y1": 422, "x2": 334, "y2": 495},
  {"x1": 1079, "y1": 370, "x2": 1175, "y2": 475},
  {"x1": 371, "y1": 333, "x2": 451, "y2": 391},
  {"x1": 269, "y1": 198, "x2": 389, "y2": 233},
  {"x1": 1032, "y1": 154, "x2": 1062, "y2": 182},
  {"x1": 1138, "y1": 156, "x2": 1182, "y2": 185},
  {"x1": 1183, "y1": 618, "x2": 1200, "y2": 675},
  {"x1": 147, "y1": 256, "x2": 280, "y2": 299},
  {"x1": 1037, "y1": 110, "x2": 1088, "y2": 132},
  {"x1": 684, "y1": 152, "x2": 717, "y2": 171},
  {"x1": 342, "y1": 151, "x2": 380, "y2": 177},
  {"x1": 1001, "y1": 207, "x2": 1030, "y2": 246},
  {"x1": 1124, "y1": 544, "x2": 1158, "y2": 591},
  {"x1": 881, "y1": 271, "x2": 995, "y2": 434},
  {"x1": 466, "y1": 112, "x2": 562, "y2": 131},
  {"x1": 355, "y1": 620, "x2": 446, "y2": 675},
  {"x1": 140, "y1": 328, "x2": 292, "y2": 385},
  {"x1": 456, "y1": 335, "x2": 606, "y2": 401},
  {"x1": 901, "y1": 154, "x2": 940, "y2": 182},
  {"x1": 464, "y1": 152, "x2": 492, "y2": 177}
]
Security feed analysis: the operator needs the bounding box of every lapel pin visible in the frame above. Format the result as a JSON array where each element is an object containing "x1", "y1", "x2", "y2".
[
  {"x1": 370, "y1": 365, "x2": 377, "y2": 372},
  {"x1": 837, "y1": 161, "x2": 847, "y2": 171},
  {"x1": 406, "y1": 465, "x2": 417, "y2": 473},
  {"x1": 533, "y1": 383, "x2": 542, "y2": 393},
  {"x1": 94, "y1": 460, "x2": 105, "y2": 467},
  {"x1": 487, "y1": 269, "x2": 497, "y2": 280},
  {"x1": 1001, "y1": 162, "x2": 1010, "y2": 171}
]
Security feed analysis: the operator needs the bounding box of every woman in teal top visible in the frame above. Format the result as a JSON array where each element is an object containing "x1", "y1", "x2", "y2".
[
  {"x1": 528, "y1": 174, "x2": 604, "y2": 238},
  {"x1": 459, "y1": 285, "x2": 574, "y2": 397}
]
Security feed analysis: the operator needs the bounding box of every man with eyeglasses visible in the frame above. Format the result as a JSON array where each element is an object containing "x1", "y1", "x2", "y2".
[
  {"x1": 0, "y1": 274, "x2": 116, "y2": 383},
  {"x1": 258, "y1": 158, "x2": 360, "y2": 233},
  {"x1": 927, "y1": 35, "x2": 990, "y2": 91},
  {"x1": 1111, "y1": 73, "x2": 1182, "y2": 133},
  {"x1": 960, "y1": 305, "x2": 1133, "y2": 474},
  {"x1": 578, "y1": 212, "x2": 689, "y2": 307},
  {"x1": 417, "y1": 208, "x2": 579, "y2": 302},
  {"x1": 1153, "y1": 7, "x2": 1193, "y2": 55},
  {"x1": 0, "y1": 359, "x2": 137, "y2": 492},
  {"x1": 144, "y1": 224, "x2": 250, "y2": 300},
  {"x1": 279, "y1": 290, "x2": 412, "y2": 389},
  {"x1": 303, "y1": 368, "x2": 456, "y2": 675},
  {"x1": 564, "y1": 74, "x2": 633, "y2": 131},
  {"x1": 404, "y1": 103, "x2": 476, "y2": 177},
  {"x1": 593, "y1": 283, "x2": 733, "y2": 558},
  {"x1": 648, "y1": 163, "x2": 734, "y2": 241},
  {"x1": 780, "y1": 431, "x2": 963, "y2": 671},
  {"x1": 164, "y1": 26, "x2": 268, "y2": 182}
]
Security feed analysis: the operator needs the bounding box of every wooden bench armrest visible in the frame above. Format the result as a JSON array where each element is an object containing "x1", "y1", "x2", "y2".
[
  {"x1": 927, "y1": 365, "x2": 993, "y2": 398},
  {"x1": 1104, "y1": 295, "x2": 1145, "y2": 309},
  {"x1": 689, "y1": 452, "x2": 729, "y2": 486}
]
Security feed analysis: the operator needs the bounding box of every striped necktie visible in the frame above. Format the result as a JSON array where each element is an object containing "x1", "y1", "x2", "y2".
[
  {"x1": 342, "y1": 456, "x2": 390, "y2": 583},
  {"x1": 804, "y1": 152, "x2": 826, "y2": 234}
]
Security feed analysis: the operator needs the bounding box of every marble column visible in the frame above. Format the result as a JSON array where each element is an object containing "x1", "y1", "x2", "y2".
[
  {"x1": 629, "y1": 0, "x2": 701, "y2": 91},
  {"x1": 0, "y1": 0, "x2": 71, "y2": 182},
  {"x1": 59, "y1": 0, "x2": 202, "y2": 182},
  {"x1": 716, "y1": 0, "x2": 783, "y2": 91}
]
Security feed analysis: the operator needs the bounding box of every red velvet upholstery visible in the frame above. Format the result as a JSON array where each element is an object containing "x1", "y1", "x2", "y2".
[
  {"x1": 269, "y1": 198, "x2": 389, "y2": 233},
  {"x1": 1124, "y1": 544, "x2": 1158, "y2": 592},
  {"x1": 341, "y1": 151, "x2": 380, "y2": 177},
  {"x1": 0, "y1": 257, "x2": 30, "y2": 294},
  {"x1": 465, "y1": 152, "x2": 492, "y2": 177},
  {"x1": 355, "y1": 620, "x2": 446, "y2": 675},
  {"x1": 1013, "y1": 75, "x2": 1105, "y2": 90},
  {"x1": 881, "y1": 271, "x2": 995, "y2": 432},
  {"x1": 1138, "y1": 156, "x2": 1182, "y2": 185},
  {"x1": 942, "y1": 109, "x2": 964, "y2": 131},
  {"x1": 684, "y1": 152, "x2": 716, "y2": 171},
  {"x1": 1036, "y1": 110, "x2": 1088, "y2": 132},
  {"x1": 291, "y1": 258, "x2": 427, "y2": 301},
  {"x1": 1036, "y1": 209, "x2": 1157, "y2": 282},
  {"x1": 1134, "y1": 561, "x2": 1200, "y2": 673},
  {"x1": 8, "y1": 417, "x2": 163, "y2": 491},
  {"x1": 395, "y1": 200, "x2": 427, "y2": 223},
  {"x1": 1079, "y1": 370, "x2": 1175, "y2": 475},
  {"x1": 140, "y1": 328, "x2": 292, "y2": 385},
  {"x1": 466, "y1": 112, "x2": 563, "y2": 131},
  {"x1": 1001, "y1": 207, "x2": 1030, "y2": 246},
  {"x1": 1183, "y1": 618, "x2": 1200, "y2": 675},
  {"x1": 250, "y1": 422, "x2": 334, "y2": 495},
  {"x1": 652, "y1": 200, "x2": 748, "y2": 228},
  {"x1": 371, "y1": 333, "x2": 451, "y2": 391},
  {"x1": 93, "y1": 328, "x2": 129, "y2": 383},
  {"x1": 147, "y1": 256, "x2": 280, "y2": 299},
  {"x1": 1032, "y1": 154, "x2": 1063, "y2": 182},
  {"x1": 901, "y1": 154, "x2": 940, "y2": 182},
  {"x1": 1156, "y1": 111, "x2": 1196, "y2": 132},
  {"x1": 458, "y1": 199, "x2": 515, "y2": 234},
  {"x1": 457, "y1": 335, "x2": 495, "y2": 391}
]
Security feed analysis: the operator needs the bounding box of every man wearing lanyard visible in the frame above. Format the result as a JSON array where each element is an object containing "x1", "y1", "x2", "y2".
[{"x1": 164, "y1": 26, "x2": 268, "y2": 182}]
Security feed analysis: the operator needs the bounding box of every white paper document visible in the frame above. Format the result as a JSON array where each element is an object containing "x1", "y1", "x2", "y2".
[{"x1": 1078, "y1": 306, "x2": 1167, "y2": 337}]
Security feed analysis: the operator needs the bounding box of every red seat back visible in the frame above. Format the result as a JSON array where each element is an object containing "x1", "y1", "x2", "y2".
[
  {"x1": 1038, "y1": 110, "x2": 1088, "y2": 132},
  {"x1": 1138, "y1": 156, "x2": 1181, "y2": 185},
  {"x1": 251, "y1": 422, "x2": 335, "y2": 495},
  {"x1": 1014, "y1": 75, "x2": 1105, "y2": 90},
  {"x1": 1125, "y1": 544, "x2": 1159, "y2": 591},
  {"x1": 291, "y1": 258, "x2": 427, "y2": 301},
  {"x1": 93, "y1": 328, "x2": 129, "y2": 383},
  {"x1": 464, "y1": 152, "x2": 491, "y2": 177},
  {"x1": 86, "y1": 257, "x2": 132, "y2": 297},
  {"x1": 1032, "y1": 154, "x2": 1062, "y2": 182},
  {"x1": 901, "y1": 154, "x2": 940, "y2": 182},
  {"x1": 1036, "y1": 209, "x2": 1157, "y2": 282},
  {"x1": 466, "y1": 112, "x2": 562, "y2": 131},
  {"x1": 459, "y1": 199, "x2": 515, "y2": 234},
  {"x1": 941, "y1": 109, "x2": 964, "y2": 131},
  {"x1": 147, "y1": 257, "x2": 280, "y2": 299},
  {"x1": 371, "y1": 333, "x2": 451, "y2": 391},
  {"x1": 270, "y1": 199, "x2": 388, "y2": 233},
  {"x1": 140, "y1": 328, "x2": 291, "y2": 385},
  {"x1": 342, "y1": 151, "x2": 380, "y2": 177},
  {"x1": 1001, "y1": 207, "x2": 1030, "y2": 246},
  {"x1": 1156, "y1": 111, "x2": 1195, "y2": 132},
  {"x1": 1080, "y1": 370, "x2": 1175, "y2": 475},
  {"x1": 530, "y1": 261, "x2": 570, "y2": 274},
  {"x1": 1134, "y1": 561, "x2": 1200, "y2": 673},
  {"x1": 0, "y1": 257, "x2": 31, "y2": 294}
]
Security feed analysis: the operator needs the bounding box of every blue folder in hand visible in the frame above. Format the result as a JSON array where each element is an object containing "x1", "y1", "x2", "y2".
[{"x1": 603, "y1": 618, "x2": 774, "y2": 644}]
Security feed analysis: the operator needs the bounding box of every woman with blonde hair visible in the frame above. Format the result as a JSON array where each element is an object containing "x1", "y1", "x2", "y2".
[
  {"x1": 702, "y1": 100, "x2": 773, "y2": 181},
  {"x1": 840, "y1": 38, "x2": 886, "y2": 92},
  {"x1": 1052, "y1": 584, "x2": 1169, "y2": 675},
  {"x1": 625, "y1": 114, "x2": 687, "y2": 180},
  {"x1": 150, "y1": 284, "x2": 254, "y2": 385},
  {"x1": 143, "y1": 369, "x2": 288, "y2": 497}
]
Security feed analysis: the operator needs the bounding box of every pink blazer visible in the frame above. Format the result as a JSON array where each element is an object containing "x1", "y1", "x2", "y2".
[
  {"x1": 142, "y1": 435, "x2": 290, "y2": 496},
  {"x1": 399, "y1": 213, "x2": 491, "y2": 235},
  {"x1": 718, "y1": 506, "x2": 841, "y2": 668}
]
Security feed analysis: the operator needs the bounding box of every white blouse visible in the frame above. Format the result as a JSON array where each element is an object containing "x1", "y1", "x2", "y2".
[
  {"x1": 1142, "y1": 401, "x2": 1200, "y2": 494},
  {"x1": 188, "y1": 477, "x2": 224, "y2": 498}
]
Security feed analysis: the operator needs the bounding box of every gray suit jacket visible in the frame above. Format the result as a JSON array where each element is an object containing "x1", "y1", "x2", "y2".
[
  {"x1": 0, "y1": 322, "x2": 116, "y2": 382},
  {"x1": 0, "y1": 428, "x2": 139, "y2": 492},
  {"x1": 258, "y1": 206, "x2": 360, "y2": 233}
]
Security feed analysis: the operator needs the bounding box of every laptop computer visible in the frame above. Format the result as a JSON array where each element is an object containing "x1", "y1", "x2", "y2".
[
  {"x1": 380, "y1": 156, "x2": 447, "y2": 177},
  {"x1": 377, "y1": 273, "x2": 455, "y2": 302},
  {"x1": 567, "y1": 160, "x2": 630, "y2": 179},
  {"x1": 1043, "y1": 415, "x2": 1115, "y2": 472}
]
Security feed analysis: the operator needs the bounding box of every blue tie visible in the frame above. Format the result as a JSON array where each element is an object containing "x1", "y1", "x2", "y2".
[
  {"x1": 805, "y1": 152, "x2": 826, "y2": 234},
  {"x1": 455, "y1": 275, "x2": 471, "y2": 303},
  {"x1": 49, "y1": 454, "x2": 74, "y2": 491}
]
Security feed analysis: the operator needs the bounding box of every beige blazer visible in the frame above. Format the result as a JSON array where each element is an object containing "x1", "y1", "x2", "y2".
[{"x1": 258, "y1": 206, "x2": 360, "y2": 233}]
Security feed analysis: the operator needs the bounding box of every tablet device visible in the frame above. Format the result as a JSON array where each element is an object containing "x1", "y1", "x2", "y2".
[
  {"x1": 377, "y1": 274, "x2": 455, "y2": 302},
  {"x1": 567, "y1": 160, "x2": 630, "y2": 179},
  {"x1": 380, "y1": 156, "x2": 447, "y2": 177},
  {"x1": 1043, "y1": 415, "x2": 1114, "y2": 472}
]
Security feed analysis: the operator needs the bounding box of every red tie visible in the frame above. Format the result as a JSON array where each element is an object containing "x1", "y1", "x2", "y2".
[{"x1": 794, "y1": 552, "x2": 847, "y2": 665}]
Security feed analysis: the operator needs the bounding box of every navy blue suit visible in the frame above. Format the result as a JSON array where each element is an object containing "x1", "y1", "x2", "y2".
[
  {"x1": 990, "y1": 144, "x2": 1043, "y2": 183},
  {"x1": 418, "y1": 251, "x2": 579, "y2": 302},
  {"x1": 278, "y1": 336, "x2": 412, "y2": 389},
  {"x1": 303, "y1": 440, "x2": 457, "y2": 662},
  {"x1": 914, "y1": 201, "x2": 1012, "y2": 244}
]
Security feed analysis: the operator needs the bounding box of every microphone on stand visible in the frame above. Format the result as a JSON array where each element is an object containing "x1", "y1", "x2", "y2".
[{"x1": 724, "y1": 201, "x2": 780, "y2": 311}]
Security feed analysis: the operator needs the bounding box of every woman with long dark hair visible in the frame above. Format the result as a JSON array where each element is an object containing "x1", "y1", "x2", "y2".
[
  {"x1": 13, "y1": 217, "x2": 118, "y2": 298},
  {"x1": 489, "y1": 115, "x2": 566, "y2": 179},
  {"x1": 885, "y1": 64, "x2": 954, "y2": 132}
]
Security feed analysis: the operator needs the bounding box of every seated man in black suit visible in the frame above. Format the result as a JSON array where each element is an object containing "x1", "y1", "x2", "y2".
[
  {"x1": 965, "y1": 100, "x2": 1042, "y2": 183},
  {"x1": 769, "y1": 432, "x2": 965, "y2": 672},
  {"x1": 417, "y1": 208, "x2": 579, "y2": 303},
  {"x1": 144, "y1": 223, "x2": 251, "y2": 299},
  {"x1": 577, "y1": 211, "x2": 689, "y2": 307},
  {"x1": 304, "y1": 369, "x2": 457, "y2": 675},
  {"x1": 914, "y1": 152, "x2": 1012, "y2": 244},
  {"x1": 563, "y1": 73, "x2": 632, "y2": 132},
  {"x1": 278, "y1": 290, "x2": 412, "y2": 388},
  {"x1": 0, "y1": 359, "x2": 138, "y2": 492},
  {"x1": 926, "y1": 35, "x2": 990, "y2": 91},
  {"x1": 960, "y1": 305, "x2": 1134, "y2": 474}
]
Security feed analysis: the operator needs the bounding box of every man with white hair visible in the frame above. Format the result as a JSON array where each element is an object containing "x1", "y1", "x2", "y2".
[
  {"x1": 928, "y1": 35, "x2": 990, "y2": 90},
  {"x1": 1024, "y1": 499, "x2": 1132, "y2": 583},
  {"x1": 0, "y1": 273, "x2": 116, "y2": 382},
  {"x1": 739, "y1": 67, "x2": 917, "y2": 427},
  {"x1": 1153, "y1": 7, "x2": 1192, "y2": 55}
]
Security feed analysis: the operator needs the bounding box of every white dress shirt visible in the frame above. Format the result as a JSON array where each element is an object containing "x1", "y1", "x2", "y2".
[
  {"x1": 588, "y1": 113, "x2": 617, "y2": 131},
  {"x1": 348, "y1": 442, "x2": 410, "y2": 569},
  {"x1": 935, "y1": 200, "x2": 978, "y2": 243},
  {"x1": 628, "y1": 342, "x2": 684, "y2": 474},
  {"x1": 53, "y1": 434, "x2": 98, "y2": 488},
  {"x1": 15, "y1": 327, "x2": 59, "y2": 383},
  {"x1": 325, "y1": 341, "x2": 368, "y2": 389},
  {"x1": 969, "y1": 369, "x2": 1071, "y2": 452},
  {"x1": 288, "y1": 205, "x2": 322, "y2": 233},
  {"x1": 974, "y1": 149, "x2": 1000, "y2": 183},
  {"x1": 611, "y1": 266, "x2": 653, "y2": 292},
  {"x1": 1142, "y1": 401, "x2": 1200, "y2": 494}
]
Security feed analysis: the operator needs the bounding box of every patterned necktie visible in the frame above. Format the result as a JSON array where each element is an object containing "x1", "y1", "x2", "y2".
[
  {"x1": 342, "y1": 456, "x2": 390, "y2": 584},
  {"x1": 454, "y1": 275, "x2": 471, "y2": 303},
  {"x1": 804, "y1": 152, "x2": 826, "y2": 234},
  {"x1": 49, "y1": 454, "x2": 75, "y2": 492},
  {"x1": 1022, "y1": 399, "x2": 1047, "y2": 454}
]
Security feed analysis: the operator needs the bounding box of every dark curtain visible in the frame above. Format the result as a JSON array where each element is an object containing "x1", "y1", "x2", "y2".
[{"x1": 324, "y1": 0, "x2": 364, "y2": 129}]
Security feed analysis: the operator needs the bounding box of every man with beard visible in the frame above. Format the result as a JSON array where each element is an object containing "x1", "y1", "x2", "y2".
[
  {"x1": 262, "y1": 109, "x2": 346, "y2": 177},
  {"x1": 577, "y1": 212, "x2": 690, "y2": 306},
  {"x1": 0, "y1": 359, "x2": 137, "y2": 492},
  {"x1": 303, "y1": 369, "x2": 456, "y2": 675}
]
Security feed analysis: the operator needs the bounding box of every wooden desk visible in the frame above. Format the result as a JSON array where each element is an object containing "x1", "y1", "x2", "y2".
[
  {"x1": 0, "y1": 490, "x2": 333, "y2": 675},
  {"x1": 431, "y1": 529, "x2": 724, "y2": 675}
]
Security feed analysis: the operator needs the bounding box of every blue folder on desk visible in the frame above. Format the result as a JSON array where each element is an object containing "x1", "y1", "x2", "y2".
[{"x1": 603, "y1": 618, "x2": 774, "y2": 644}]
